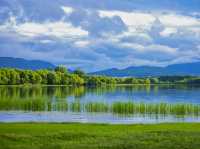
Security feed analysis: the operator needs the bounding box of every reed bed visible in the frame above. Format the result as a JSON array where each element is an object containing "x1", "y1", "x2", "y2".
[
  {"x1": 0, "y1": 98, "x2": 68, "y2": 111},
  {"x1": 0, "y1": 98, "x2": 200, "y2": 117},
  {"x1": 70, "y1": 102, "x2": 81, "y2": 112},
  {"x1": 110, "y1": 102, "x2": 200, "y2": 117},
  {"x1": 85, "y1": 102, "x2": 109, "y2": 112}
]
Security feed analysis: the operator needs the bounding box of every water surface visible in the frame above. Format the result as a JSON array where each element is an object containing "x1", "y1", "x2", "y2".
[{"x1": 0, "y1": 85, "x2": 200, "y2": 123}]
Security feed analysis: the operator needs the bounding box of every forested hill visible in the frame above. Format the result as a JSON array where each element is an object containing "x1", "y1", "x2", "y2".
[
  {"x1": 1, "y1": 67, "x2": 200, "y2": 85},
  {"x1": 2, "y1": 57, "x2": 200, "y2": 77},
  {"x1": 0, "y1": 57, "x2": 55, "y2": 70},
  {"x1": 90, "y1": 62, "x2": 200, "y2": 77}
]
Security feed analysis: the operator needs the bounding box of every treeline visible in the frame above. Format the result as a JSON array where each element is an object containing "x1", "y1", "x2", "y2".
[
  {"x1": 0, "y1": 67, "x2": 85, "y2": 86},
  {"x1": 0, "y1": 67, "x2": 200, "y2": 85}
]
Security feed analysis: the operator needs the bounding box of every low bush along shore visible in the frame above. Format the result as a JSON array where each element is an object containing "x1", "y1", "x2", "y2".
[{"x1": 0, "y1": 123, "x2": 200, "y2": 149}]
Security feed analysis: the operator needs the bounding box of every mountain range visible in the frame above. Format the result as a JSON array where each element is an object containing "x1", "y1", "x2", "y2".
[
  {"x1": 1, "y1": 57, "x2": 200, "y2": 77},
  {"x1": 0, "y1": 57, "x2": 55, "y2": 70},
  {"x1": 90, "y1": 62, "x2": 200, "y2": 77}
]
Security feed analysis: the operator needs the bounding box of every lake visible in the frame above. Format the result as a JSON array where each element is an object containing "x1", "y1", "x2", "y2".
[{"x1": 0, "y1": 85, "x2": 200, "y2": 124}]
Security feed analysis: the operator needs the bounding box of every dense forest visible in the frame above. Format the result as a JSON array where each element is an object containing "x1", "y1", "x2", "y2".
[{"x1": 0, "y1": 66, "x2": 200, "y2": 85}]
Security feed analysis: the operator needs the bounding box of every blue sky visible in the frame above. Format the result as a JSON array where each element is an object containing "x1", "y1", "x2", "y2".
[{"x1": 0, "y1": 0, "x2": 200, "y2": 72}]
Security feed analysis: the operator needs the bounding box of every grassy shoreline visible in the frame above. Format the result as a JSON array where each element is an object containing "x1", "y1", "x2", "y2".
[{"x1": 0, "y1": 123, "x2": 200, "y2": 149}]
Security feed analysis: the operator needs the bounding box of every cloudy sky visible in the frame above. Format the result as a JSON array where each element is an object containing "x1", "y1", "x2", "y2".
[{"x1": 0, "y1": 0, "x2": 200, "y2": 72}]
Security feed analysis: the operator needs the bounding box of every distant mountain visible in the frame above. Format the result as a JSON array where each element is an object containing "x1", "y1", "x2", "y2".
[
  {"x1": 90, "y1": 62, "x2": 200, "y2": 77},
  {"x1": 0, "y1": 57, "x2": 55, "y2": 70}
]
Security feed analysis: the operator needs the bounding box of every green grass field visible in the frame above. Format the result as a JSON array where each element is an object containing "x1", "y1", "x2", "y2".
[{"x1": 0, "y1": 123, "x2": 200, "y2": 149}]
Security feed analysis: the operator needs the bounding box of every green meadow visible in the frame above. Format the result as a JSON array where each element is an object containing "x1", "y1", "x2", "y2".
[{"x1": 0, "y1": 123, "x2": 200, "y2": 149}]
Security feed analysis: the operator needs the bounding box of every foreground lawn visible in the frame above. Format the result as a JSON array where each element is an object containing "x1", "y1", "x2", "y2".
[{"x1": 0, "y1": 123, "x2": 200, "y2": 149}]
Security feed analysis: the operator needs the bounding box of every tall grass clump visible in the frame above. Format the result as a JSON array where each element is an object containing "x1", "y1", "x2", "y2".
[
  {"x1": 112, "y1": 102, "x2": 137, "y2": 114},
  {"x1": 1, "y1": 97, "x2": 200, "y2": 118},
  {"x1": 70, "y1": 102, "x2": 81, "y2": 112},
  {"x1": 110, "y1": 101, "x2": 200, "y2": 117},
  {"x1": 0, "y1": 98, "x2": 48, "y2": 111},
  {"x1": 84, "y1": 102, "x2": 109, "y2": 112},
  {"x1": 51, "y1": 102, "x2": 68, "y2": 111},
  {"x1": 169, "y1": 103, "x2": 200, "y2": 117}
]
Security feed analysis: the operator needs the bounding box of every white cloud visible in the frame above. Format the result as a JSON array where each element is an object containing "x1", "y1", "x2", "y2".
[
  {"x1": 39, "y1": 40, "x2": 53, "y2": 44},
  {"x1": 99, "y1": 10, "x2": 200, "y2": 38},
  {"x1": 74, "y1": 40, "x2": 90, "y2": 47},
  {"x1": 99, "y1": 10, "x2": 155, "y2": 27},
  {"x1": 99, "y1": 10, "x2": 200, "y2": 29},
  {"x1": 2, "y1": 21, "x2": 89, "y2": 39},
  {"x1": 61, "y1": 6, "x2": 74, "y2": 14},
  {"x1": 120, "y1": 43, "x2": 177, "y2": 55},
  {"x1": 160, "y1": 27, "x2": 177, "y2": 37},
  {"x1": 144, "y1": 44, "x2": 177, "y2": 54},
  {"x1": 159, "y1": 14, "x2": 200, "y2": 27},
  {"x1": 15, "y1": 23, "x2": 48, "y2": 37}
]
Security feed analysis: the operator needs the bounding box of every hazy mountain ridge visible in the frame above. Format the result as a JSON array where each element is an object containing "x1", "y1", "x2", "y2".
[
  {"x1": 0, "y1": 57, "x2": 55, "y2": 70},
  {"x1": 90, "y1": 62, "x2": 200, "y2": 77},
  {"x1": 2, "y1": 57, "x2": 200, "y2": 76}
]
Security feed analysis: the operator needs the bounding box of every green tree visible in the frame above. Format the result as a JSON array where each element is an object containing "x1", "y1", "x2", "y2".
[
  {"x1": 124, "y1": 78, "x2": 138, "y2": 84},
  {"x1": 86, "y1": 76, "x2": 102, "y2": 86},
  {"x1": 150, "y1": 78, "x2": 159, "y2": 84},
  {"x1": 55, "y1": 72, "x2": 62, "y2": 84},
  {"x1": 73, "y1": 69, "x2": 85, "y2": 78},
  {"x1": 0, "y1": 70, "x2": 9, "y2": 84},
  {"x1": 145, "y1": 78, "x2": 151, "y2": 85},
  {"x1": 6, "y1": 69, "x2": 20, "y2": 85},
  {"x1": 61, "y1": 74, "x2": 70, "y2": 85},
  {"x1": 47, "y1": 72, "x2": 57, "y2": 84},
  {"x1": 20, "y1": 70, "x2": 30, "y2": 84},
  {"x1": 70, "y1": 74, "x2": 85, "y2": 86},
  {"x1": 29, "y1": 72, "x2": 42, "y2": 84},
  {"x1": 36, "y1": 70, "x2": 49, "y2": 84},
  {"x1": 55, "y1": 65, "x2": 68, "y2": 74}
]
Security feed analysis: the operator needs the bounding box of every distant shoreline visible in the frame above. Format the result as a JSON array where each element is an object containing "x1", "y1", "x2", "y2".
[{"x1": 0, "y1": 83, "x2": 200, "y2": 87}]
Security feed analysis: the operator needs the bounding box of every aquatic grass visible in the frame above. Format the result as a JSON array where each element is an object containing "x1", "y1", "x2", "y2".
[
  {"x1": 52, "y1": 102, "x2": 68, "y2": 111},
  {"x1": 23, "y1": 98, "x2": 46, "y2": 111},
  {"x1": 0, "y1": 97, "x2": 67, "y2": 112},
  {"x1": 111, "y1": 102, "x2": 200, "y2": 117},
  {"x1": 1, "y1": 98, "x2": 200, "y2": 117},
  {"x1": 84, "y1": 102, "x2": 109, "y2": 112},
  {"x1": 70, "y1": 101, "x2": 81, "y2": 112},
  {"x1": 0, "y1": 98, "x2": 47, "y2": 111},
  {"x1": 112, "y1": 102, "x2": 137, "y2": 114}
]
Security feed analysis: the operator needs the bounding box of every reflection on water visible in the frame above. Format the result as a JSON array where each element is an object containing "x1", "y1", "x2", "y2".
[
  {"x1": 2, "y1": 112, "x2": 200, "y2": 124},
  {"x1": 0, "y1": 85, "x2": 200, "y2": 123}
]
